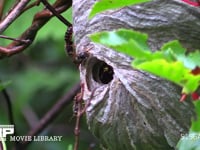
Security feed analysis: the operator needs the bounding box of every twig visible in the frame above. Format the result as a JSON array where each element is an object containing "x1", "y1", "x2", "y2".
[
  {"x1": 0, "y1": 35, "x2": 30, "y2": 44},
  {"x1": 22, "y1": 105, "x2": 39, "y2": 129},
  {"x1": 74, "y1": 102, "x2": 81, "y2": 150},
  {"x1": 0, "y1": 0, "x2": 5, "y2": 20},
  {"x1": 73, "y1": 86, "x2": 96, "y2": 150},
  {"x1": 0, "y1": 0, "x2": 30, "y2": 34},
  {"x1": 73, "y1": 89, "x2": 83, "y2": 150},
  {"x1": 20, "y1": 83, "x2": 80, "y2": 147},
  {"x1": 1, "y1": 88, "x2": 14, "y2": 125},
  {"x1": 40, "y1": 0, "x2": 72, "y2": 26},
  {"x1": 22, "y1": 0, "x2": 40, "y2": 13}
]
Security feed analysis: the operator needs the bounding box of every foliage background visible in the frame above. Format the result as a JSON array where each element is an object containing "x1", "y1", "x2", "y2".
[{"x1": 0, "y1": 0, "x2": 100, "y2": 149}]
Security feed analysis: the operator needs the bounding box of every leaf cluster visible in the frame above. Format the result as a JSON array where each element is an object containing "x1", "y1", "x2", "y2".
[
  {"x1": 90, "y1": 29, "x2": 200, "y2": 94},
  {"x1": 89, "y1": 0, "x2": 200, "y2": 149}
]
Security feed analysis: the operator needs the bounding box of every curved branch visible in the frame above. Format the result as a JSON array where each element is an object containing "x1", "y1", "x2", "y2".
[{"x1": 0, "y1": 0, "x2": 30, "y2": 34}]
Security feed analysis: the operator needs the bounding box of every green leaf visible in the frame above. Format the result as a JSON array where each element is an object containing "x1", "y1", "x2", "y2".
[
  {"x1": 161, "y1": 40, "x2": 185, "y2": 61},
  {"x1": 161, "y1": 41, "x2": 200, "y2": 69},
  {"x1": 191, "y1": 101, "x2": 200, "y2": 132},
  {"x1": 90, "y1": 29, "x2": 151, "y2": 58},
  {"x1": 90, "y1": 28, "x2": 200, "y2": 93},
  {"x1": 186, "y1": 51, "x2": 200, "y2": 69},
  {"x1": 161, "y1": 40, "x2": 186, "y2": 55},
  {"x1": 133, "y1": 59, "x2": 200, "y2": 93},
  {"x1": 90, "y1": 29, "x2": 178, "y2": 62},
  {"x1": 133, "y1": 60, "x2": 188, "y2": 83},
  {"x1": 89, "y1": 0, "x2": 151, "y2": 19}
]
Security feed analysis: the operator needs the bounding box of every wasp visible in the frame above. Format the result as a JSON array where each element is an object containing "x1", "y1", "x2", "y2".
[
  {"x1": 40, "y1": 0, "x2": 90, "y2": 65},
  {"x1": 65, "y1": 25, "x2": 90, "y2": 65}
]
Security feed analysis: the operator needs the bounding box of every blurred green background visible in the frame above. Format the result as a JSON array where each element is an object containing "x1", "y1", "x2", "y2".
[{"x1": 0, "y1": 0, "x2": 100, "y2": 149}]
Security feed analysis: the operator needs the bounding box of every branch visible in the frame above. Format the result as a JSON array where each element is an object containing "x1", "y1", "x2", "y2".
[
  {"x1": 0, "y1": 35, "x2": 30, "y2": 44},
  {"x1": 0, "y1": 0, "x2": 5, "y2": 20},
  {"x1": 22, "y1": 0, "x2": 41, "y2": 13},
  {"x1": 22, "y1": 105, "x2": 39, "y2": 129},
  {"x1": 40, "y1": 0, "x2": 72, "y2": 26},
  {"x1": 0, "y1": 0, "x2": 72, "y2": 58},
  {"x1": 20, "y1": 83, "x2": 80, "y2": 147},
  {"x1": 0, "y1": 0, "x2": 30, "y2": 33}
]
